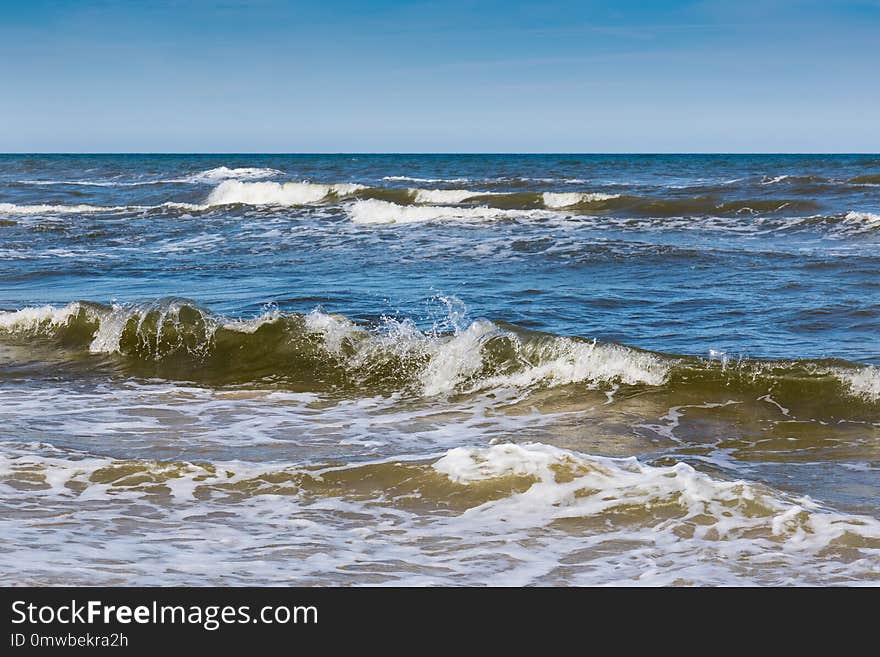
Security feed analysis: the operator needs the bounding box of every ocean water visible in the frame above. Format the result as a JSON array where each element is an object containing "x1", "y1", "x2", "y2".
[{"x1": 1, "y1": 153, "x2": 878, "y2": 585}]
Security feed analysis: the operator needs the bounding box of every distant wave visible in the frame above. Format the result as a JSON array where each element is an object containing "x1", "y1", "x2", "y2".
[
  {"x1": 196, "y1": 181, "x2": 623, "y2": 213},
  {"x1": 542, "y1": 192, "x2": 620, "y2": 208},
  {"x1": 3, "y1": 178, "x2": 876, "y2": 236},
  {"x1": 411, "y1": 188, "x2": 498, "y2": 204},
  {"x1": 16, "y1": 180, "x2": 146, "y2": 187},
  {"x1": 179, "y1": 166, "x2": 283, "y2": 184},
  {"x1": 0, "y1": 202, "x2": 143, "y2": 215},
  {"x1": 2, "y1": 193, "x2": 876, "y2": 238},
  {"x1": 205, "y1": 180, "x2": 367, "y2": 205},
  {"x1": 197, "y1": 181, "x2": 822, "y2": 217},
  {"x1": 0, "y1": 201, "x2": 204, "y2": 215},
  {"x1": 14, "y1": 169, "x2": 880, "y2": 196},
  {"x1": 847, "y1": 174, "x2": 880, "y2": 185},
  {"x1": 760, "y1": 174, "x2": 828, "y2": 185},
  {"x1": 15, "y1": 166, "x2": 283, "y2": 188},
  {"x1": 346, "y1": 199, "x2": 549, "y2": 224},
  {"x1": 843, "y1": 211, "x2": 880, "y2": 232},
  {"x1": 382, "y1": 175, "x2": 471, "y2": 183}
]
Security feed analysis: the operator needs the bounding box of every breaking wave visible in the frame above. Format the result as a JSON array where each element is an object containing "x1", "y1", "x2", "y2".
[
  {"x1": 0, "y1": 299, "x2": 877, "y2": 410},
  {"x1": 3, "y1": 178, "x2": 865, "y2": 230},
  {"x1": 843, "y1": 211, "x2": 880, "y2": 232},
  {"x1": 411, "y1": 188, "x2": 498, "y2": 204},
  {"x1": 180, "y1": 166, "x2": 283, "y2": 184},
  {"x1": 541, "y1": 191, "x2": 620, "y2": 208},
  {"x1": 0, "y1": 300, "x2": 667, "y2": 395},
  {"x1": 192, "y1": 182, "x2": 826, "y2": 218},
  {"x1": 0, "y1": 202, "x2": 137, "y2": 215},
  {"x1": 205, "y1": 179, "x2": 367, "y2": 206},
  {"x1": 346, "y1": 199, "x2": 550, "y2": 224},
  {"x1": 2, "y1": 439, "x2": 878, "y2": 584},
  {"x1": 202, "y1": 181, "x2": 818, "y2": 217},
  {"x1": 433, "y1": 441, "x2": 880, "y2": 544}
]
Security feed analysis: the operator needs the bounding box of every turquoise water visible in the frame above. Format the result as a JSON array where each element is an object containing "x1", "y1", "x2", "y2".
[{"x1": 1, "y1": 154, "x2": 878, "y2": 585}]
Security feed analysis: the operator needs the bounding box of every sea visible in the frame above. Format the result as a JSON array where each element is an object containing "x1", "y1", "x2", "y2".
[{"x1": 1, "y1": 153, "x2": 878, "y2": 585}]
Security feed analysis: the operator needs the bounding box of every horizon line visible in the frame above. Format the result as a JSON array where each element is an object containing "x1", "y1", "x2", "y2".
[{"x1": 2, "y1": 152, "x2": 879, "y2": 156}]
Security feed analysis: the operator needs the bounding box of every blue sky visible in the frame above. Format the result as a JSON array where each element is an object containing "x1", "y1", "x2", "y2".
[{"x1": 1, "y1": 0, "x2": 878, "y2": 152}]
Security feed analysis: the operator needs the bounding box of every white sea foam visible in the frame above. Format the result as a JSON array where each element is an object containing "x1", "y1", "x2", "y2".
[
  {"x1": 417, "y1": 321, "x2": 496, "y2": 395},
  {"x1": 220, "y1": 307, "x2": 283, "y2": 335},
  {"x1": 182, "y1": 167, "x2": 283, "y2": 184},
  {"x1": 432, "y1": 443, "x2": 880, "y2": 558},
  {"x1": 843, "y1": 211, "x2": 880, "y2": 231},
  {"x1": 416, "y1": 322, "x2": 670, "y2": 396},
  {"x1": 2, "y1": 437, "x2": 878, "y2": 585},
  {"x1": 836, "y1": 365, "x2": 880, "y2": 402},
  {"x1": 0, "y1": 202, "x2": 134, "y2": 215},
  {"x1": 762, "y1": 175, "x2": 791, "y2": 185},
  {"x1": 479, "y1": 339, "x2": 669, "y2": 391},
  {"x1": 411, "y1": 188, "x2": 488, "y2": 204},
  {"x1": 0, "y1": 303, "x2": 85, "y2": 332},
  {"x1": 87, "y1": 305, "x2": 138, "y2": 354},
  {"x1": 288, "y1": 309, "x2": 668, "y2": 396},
  {"x1": 17, "y1": 179, "x2": 139, "y2": 187},
  {"x1": 0, "y1": 201, "x2": 209, "y2": 215},
  {"x1": 541, "y1": 191, "x2": 619, "y2": 208},
  {"x1": 346, "y1": 199, "x2": 547, "y2": 224},
  {"x1": 206, "y1": 180, "x2": 366, "y2": 206},
  {"x1": 301, "y1": 309, "x2": 359, "y2": 355},
  {"x1": 382, "y1": 176, "x2": 470, "y2": 183},
  {"x1": 434, "y1": 442, "x2": 567, "y2": 483}
]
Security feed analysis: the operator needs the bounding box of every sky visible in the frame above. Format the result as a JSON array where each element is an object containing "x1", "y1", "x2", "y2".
[{"x1": 0, "y1": 0, "x2": 878, "y2": 152}]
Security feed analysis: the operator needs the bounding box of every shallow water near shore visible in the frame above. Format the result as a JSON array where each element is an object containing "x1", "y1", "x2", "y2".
[{"x1": 1, "y1": 154, "x2": 879, "y2": 585}]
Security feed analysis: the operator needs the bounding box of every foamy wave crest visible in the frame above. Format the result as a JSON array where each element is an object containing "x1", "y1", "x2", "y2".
[
  {"x1": 837, "y1": 366, "x2": 880, "y2": 402},
  {"x1": 416, "y1": 321, "x2": 669, "y2": 395},
  {"x1": 16, "y1": 179, "x2": 141, "y2": 187},
  {"x1": 542, "y1": 192, "x2": 620, "y2": 208},
  {"x1": 4, "y1": 439, "x2": 879, "y2": 584},
  {"x1": 0, "y1": 303, "x2": 86, "y2": 332},
  {"x1": 206, "y1": 180, "x2": 366, "y2": 206},
  {"x1": 347, "y1": 199, "x2": 546, "y2": 225},
  {"x1": 761, "y1": 175, "x2": 791, "y2": 185},
  {"x1": 412, "y1": 189, "x2": 491, "y2": 204},
  {"x1": 843, "y1": 211, "x2": 880, "y2": 232},
  {"x1": 0, "y1": 300, "x2": 669, "y2": 395},
  {"x1": 0, "y1": 202, "x2": 135, "y2": 215},
  {"x1": 382, "y1": 176, "x2": 470, "y2": 183},
  {"x1": 0, "y1": 201, "x2": 209, "y2": 215},
  {"x1": 432, "y1": 442, "x2": 880, "y2": 552},
  {"x1": 4, "y1": 300, "x2": 880, "y2": 407},
  {"x1": 183, "y1": 167, "x2": 283, "y2": 184}
]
